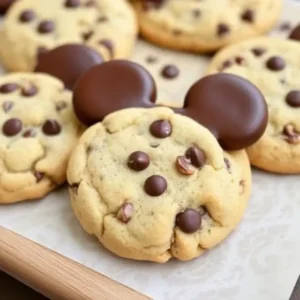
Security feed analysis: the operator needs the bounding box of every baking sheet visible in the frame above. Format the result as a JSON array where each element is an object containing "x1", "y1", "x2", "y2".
[{"x1": 1, "y1": 1, "x2": 300, "y2": 299}]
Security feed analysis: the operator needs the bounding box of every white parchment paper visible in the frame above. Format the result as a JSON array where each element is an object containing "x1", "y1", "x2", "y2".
[{"x1": 0, "y1": 1, "x2": 300, "y2": 299}]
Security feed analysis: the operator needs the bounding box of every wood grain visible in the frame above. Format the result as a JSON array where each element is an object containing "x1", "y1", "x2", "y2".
[{"x1": 0, "y1": 226, "x2": 151, "y2": 300}]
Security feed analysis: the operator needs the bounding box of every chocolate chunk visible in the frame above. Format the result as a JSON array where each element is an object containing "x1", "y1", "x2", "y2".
[
  {"x1": 35, "y1": 44, "x2": 103, "y2": 90},
  {"x1": 38, "y1": 20, "x2": 55, "y2": 34},
  {"x1": 241, "y1": 9, "x2": 255, "y2": 22},
  {"x1": 42, "y1": 120, "x2": 61, "y2": 135},
  {"x1": 176, "y1": 209, "x2": 202, "y2": 234},
  {"x1": 286, "y1": 91, "x2": 300, "y2": 107},
  {"x1": 161, "y1": 65, "x2": 179, "y2": 79},
  {"x1": 266, "y1": 56, "x2": 285, "y2": 71},
  {"x1": 224, "y1": 158, "x2": 232, "y2": 174},
  {"x1": 185, "y1": 146, "x2": 205, "y2": 168},
  {"x1": 19, "y1": 10, "x2": 36, "y2": 22},
  {"x1": 176, "y1": 156, "x2": 195, "y2": 175},
  {"x1": 2, "y1": 101, "x2": 14, "y2": 112},
  {"x1": 34, "y1": 171, "x2": 44, "y2": 183},
  {"x1": 2, "y1": 118, "x2": 22, "y2": 136},
  {"x1": 289, "y1": 24, "x2": 300, "y2": 41},
  {"x1": 235, "y1": 56, "x2": 244, "y2": 65},
  {"x1": 128, "y1": 151, "x2": 150, "y2": 171},
  {"x1": 283, "y1": 124, "x2": 300, "y2": 144},
  {"x1": 0, "y1": 83, "x2": 19, "y2": 93},
  {"x1": 0, "y1": 0, "x2": 14, "y2": 14},
  {"x1": 73, "y1": 61, "x2": 157, "y2": 126},
  {"x1": 99, "y1": 39, "x2": 114, "y2": 58},
  {"x1": 251, "y1": 48, "x2": 266, "y2": 57},
  {"x1": 82, "y1": 30, "x2": 94, "y2": 41},
  {"x1": 117, "y1": 203, "x2": 134, "y2": 223},
  {"x1": 144, "y1": 175, "x2": 167, "y2": 196},
  {"x1": 23, "y1": 128, "x2": 36, "y2": 138},
  {"x1": 65, "y1": 0, "x2": 80, "y2": 7},
  {"x1": 217, "y1": 23, "x2": 230, "y2": 37},
  {"x1": 177, "y1": 73, "x2": 268, "y2": 150},
  {"x1": 21, "y1": 85, "x2": 38, "y2": 97},
  {"x1": 150, "y1": 120, "x2": 172, "y2": 138},
  {"x1": 56, "y1": 101, "x2": 68, "y2": 111}
]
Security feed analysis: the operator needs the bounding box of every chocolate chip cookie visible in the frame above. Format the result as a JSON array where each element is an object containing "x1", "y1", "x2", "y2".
[
  {"x1": 67, "y1": 107, "x2": 251, "y2": 262},
  {"x1": 133, "y1": 0, "x2": 282, "y2": 53},
  {"x1": 0, "y1": 0, "x2": 137, "y2": 71},
  {"x1": 206, "y1": 37, "x2": 300, "y2": 174},
  {"x1": 0, "y1": 73, "x2": 81, "y2": 203}
]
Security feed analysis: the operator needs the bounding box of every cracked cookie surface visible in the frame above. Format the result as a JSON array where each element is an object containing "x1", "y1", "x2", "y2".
[
  {"x1": 0, "y1": 73, "x2": 81, "y2": 203},
  {"x1": 0, "y1": 0, "x2": 137, "y2": 71},
  {"x1": 67, "y1": 107, "x2": 251, "y2": 262},
  {"x1": 206, "y1": 38, "x2": 300, "y2": 174},
  {"x1": 133, "y1": 0, "x2": 282, "y2": 53}
]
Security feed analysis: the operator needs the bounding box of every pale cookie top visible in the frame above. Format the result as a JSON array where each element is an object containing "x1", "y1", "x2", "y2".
[
  {"x1": 0, "y1": 73, "x2": 81, "y2": 203},
  {"x1": 134, "y1": 0, "x2": 282, "y2": 52},
  {"x1": 67, "y1": 107, "x2": 250, "y2": 262},
  {"x1": 0, "y1": 0, "x2": 137, "y2": 71},
  {"x1": 206, "y1": 38, "x2": 300, "y2": 174}
]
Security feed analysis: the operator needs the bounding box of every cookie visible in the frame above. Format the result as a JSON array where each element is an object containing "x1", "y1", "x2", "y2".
[
  {"x1": 67, "y1": 61, "x2": 267, "y2": 262},
  {"x1": 206, "y1": 37, "x2": 300, "y2": 174},
  {"x1": 34, "y1": 44, "x2": 104, "y2": 90},
  {"x1": 0, "y1": 0, "x2": 137, "y2": 71},
  {"x1": 133, "y1": 0, "x2": 282, "y2": 53},
  {"x1": 0, "y1": 73, "x2": 81, "y2": 203}
]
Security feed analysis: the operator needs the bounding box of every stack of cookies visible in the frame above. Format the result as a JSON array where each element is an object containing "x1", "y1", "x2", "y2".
[{"x1": 0, "y1": 0, "x2": 297, "y2": 263}]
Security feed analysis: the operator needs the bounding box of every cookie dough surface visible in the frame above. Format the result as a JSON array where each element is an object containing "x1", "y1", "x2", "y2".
[
  {"x1": 0, "y1": 73, "x2": 81, "y2": 203},
  {"x1": 134, "y1": 0, "x2": 282, "y2": 53},
  {"x1": 67, "y1": 107, "x2": 251, "y2": 262},
  {"x1": 207, "y1": 38, "x2": 300, "y2": 174},
  {"x1": 0, "y1": 0, "x2": 137, "y2": 71}
]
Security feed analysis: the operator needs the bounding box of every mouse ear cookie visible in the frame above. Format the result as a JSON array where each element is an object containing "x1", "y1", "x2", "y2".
[
  {"x1": 133, "y1": 0, "x2": 282, "y2": 53},
  {"x1": 67, "y1": 107, "x2": 251, "y2": 262},
  {"x1": 206, "y1": 37, "x2": 300, "y2": 174},
  {"x1": 0, "y1": 0, "x2": 137, "y2": 71},
  {"x1": 0, "y1": 73, "x2": 81, "y2": 203},
  {"x1": 73, "y1": 60, "x2": 267, "y2": 151}
]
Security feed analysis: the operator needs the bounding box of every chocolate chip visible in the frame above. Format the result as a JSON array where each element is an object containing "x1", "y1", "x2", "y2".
[
  {"x1": 241, "y1": 9, "x2": 255, "y2": 22},
  {"x1": 85, "y1": 0, "x2": 95, "y2": 7},
  {"x1": 185, "y1": 146, "x2": 205, "y2": 168},
  {"x1": 286, "y1": 91, "x2": 300, "y2": 107},
  {"x1": 146, "y1": 55, "x2": 158, "y2": 64},
  {"x1": 38, "y1": 20, "x2": 55, "y2": 34},
  {"x1": 283, "y1": 124, "x2": 300, "y2": 144},
  {"x1": 279, "y1": 21, "x2": 292, "y2": 32},
  {"x1": 176, "y1": 209, "x2": 202, "y2": 233},
  {"x1": 192, "y1": 9, "x2": 201, "y2": 18},
  {"x1": 34, "y1": 171, "x2": 44, "y2": 183},
  {"x1": 128, "y1": 151, "x2": 150, "y2": 171},
  {"x1": 42, "y1": 120, "x2": 61, "y2": 135},
  {"x1": 217, "y1": 23, "x2": 230, "y2": 37},
  {"x1": 173, "y1": 29, "x2": 182, "y2": 36},
  {"x1": 21, "y1": 85, "x2": 38, "y2": 97},
  {"x1": 82, "y1": 30, "x2": 94, "y2": 41},
  {"x1": 117, "y1": 203, "x2": 134, "y2": 223},
  {"x1": 239, "y1": 180, "x2": 245, "y2": 195},
  {"x1": 219, "y1": 60, "x2": 233, "y2": 71},
  {"x1": 176, "y1": 156, "x2": 195, "y2": 175},
  {"x1": 144, "y1": 175, "x2": 167, "y2": 196},
  {"x1": 0, "y1": 83, "x2": 19, "y2": 93},
  {"x1": 2, "y1": 118, "x2": 22, "y2": 136},
  {"x1": 98, "y1": 16, "x2": 108, "y2": 22},
  {"x1": 2, "y1": 101, "x2": 14, "y2": 112},
  {"x1": 65, "y1": 0, "x2": 80, "y2": 7},
  {"x1": 35, "y1": 44, "x2": 103, "y2": 90},
  {"x1": 235, "y1": 56, "x2": 244, "y2": 65},
  {"x1": 99, "y1": 39, "x2": 114, "y2": 58},
  {"x1": 289, "y1": 24, "x2": 300, "y2": 41},
  {"x1": 251, "y1": 48, "x2": 266, "y2": 57},
  {"x1": 56, "y1": 101, "x2": 68, "y2": 111},
  {"x1": 19, "y1": 10, "x2": 35, "y2": 22},
  {"x1": 0, "y1": 0, "x2": 14, "y2": 14},
  {"x1": 23, "y1": 128, "x2": 36, "y2": 138},
  {"x1": 266, "y1": 56, "x2": 285, "y2": 71},
  {"x1": 161, "y1": 65, "x2": 179, "y2": 79},
  {"x1": 224, "y1": 158, "x2": 232, "y2": 174},
  {"x1": 142, "y1": 0, "x2": 165, "y2": 10},
  {"x1": 150, "y1": 120, "x2": 172, "y2": 138}
]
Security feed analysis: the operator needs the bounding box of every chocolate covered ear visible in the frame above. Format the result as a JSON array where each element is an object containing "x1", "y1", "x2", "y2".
[
  {"x1": 175, "y1": 74, "x2": 268, "y2": 150},
  {"x1": 73, "y1": 60, "x2": 157, "y2": 126}
]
